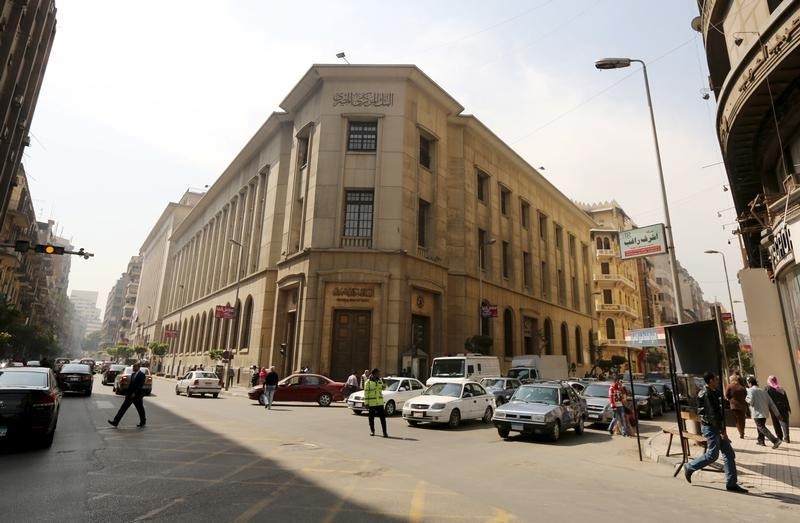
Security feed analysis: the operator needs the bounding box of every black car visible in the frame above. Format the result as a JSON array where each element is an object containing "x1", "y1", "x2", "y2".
[
  {"x1": 0, "y1": 367, "x2": 62, "y2": 447},
  {"x1": 650, "y1": 382, "x2": 675, "y2": 411},
  {"x1": 102, "y1": 364, "x2": 126, "y2": 385},
  {"x1": 57, "y1": 364, "x2": 93, "y2": 396},
  {"x1": 630, "y1": 383, "x2": 664, "y2": 419}
]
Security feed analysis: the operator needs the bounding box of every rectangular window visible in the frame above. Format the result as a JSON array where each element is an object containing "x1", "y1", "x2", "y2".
[
  {"x1": 541, "y1": 261, "x2": 549, "y2": 298},
  {"x1": 500, "y1": 188, "x2": 510, "y2": 216},
  {"x1": 571, "y1": 275, "x2": 579, "y2": 309},
  {"x1": 419, "y1": 135, "x2": 433, "y2": 170},
  {"x1": 347, "y1": 121, "x2": 377, "y2": 151},
  {"x1": 601, "y1": 262, "x2": 610, "y2": 275},
  {"x1": 538, "y1": 213, "x2": 548, "y2": 241},
  {"x1": 479, "y1": 229, "x2": 488, "y2": 270},
  {"x1": 502, "y1": 241, "x2": 511, "y2": 279},
  {"x1": 603, "y1": 289, "x2": 612, "y2": 304},
  {"x1": 557, "y1": 269, "x2": 566, "y2": 305},
  {"x1": 418, "y1": 199, "x2": 430, "y2": 247},
  {"x1": 477, "y1": 170, "x2": 489, "y2": 202},
  {"x1": 568, "y1": 234, "x2": 576, "y2": 258},
  {"x1": 343, "y1": 191, "x2": 374, "y2": 237},
  {"x1": 555, "y1": 224, "x2": 563, "y2": 250},
  {"x1": 523, "y1": 251, "x2": 532, "y2": 289},
  {"x1": 520, "y1": 201, "x2": 530, "y2": 229}
]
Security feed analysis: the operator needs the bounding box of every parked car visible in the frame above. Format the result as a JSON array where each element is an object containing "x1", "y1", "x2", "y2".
[
  {"x1": 347, "y1": 376, "x2": 425, "y2": 416},
  {"x1": 248, "y1": 373, "x2": 345, "y2": 407},
  {"x1": 631, "y1": 383, "x2": 664, "y2": 419},
  {"x1": 102, "y1": 364, "x2": 127, "y2": 385},
  {"x1": 649, "y1": 382, "x2": 675, "y2": 411},
  {"x1": 0, "y1": 366, "x2": 61, "y2": 447},
  {"x1": 79, "y1": 359, "x2": 96, "y2": 373},
  {"x1": 114, "y1": 366, "x2": 152, "y2": 396},
  {"x1": 566, "y1": 380, "x2": 587, "y2": 394},
  {"x1": 26, "y1": 360, "x2": 40, "y2": 367},
  {"x1": 402, "y1": 381, "x2": 495, "y2": 428},
  {"x1": 479, "y1": 377, "x2": 521, "y2": 406},
  {"x1": 57, "y1": 364, "x2": 94, "y2": 396},
  {"x1": 54, "y1": 358, "x2": 70, "y2": 370},
  {"x1": 582, "y1": 382, "x2": 614, "y2": 425},
  {"x1": 493, "y1": 382, "x2": 587, "y2": 441},
  {"x1": 175, "y1": 371, "x2": 223, "y2": 398}
]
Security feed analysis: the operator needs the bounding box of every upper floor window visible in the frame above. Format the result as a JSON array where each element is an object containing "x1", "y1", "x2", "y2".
[
  {"x1": 479, "y1": 229, "x2": 489, "y2": 271},
  {"x1": 555, "y1": 224, "x2": 563, "y2": 250},
  {"x1": 347, "y1": 121, "x2": 377, "y2": 151},
  {"x1": 538, "y1": 212, "x2": 548, "y2": 242},
  {"x1": 419, "y1": 135, "x2": 433, "y2": 170},
  {"x1": 520, "y1": 201, "x2": 530, "y2": 229},
  {"x1": 522, "y1": 251, "x2": 532, "y2": 289},
  {"x1": 297, "y1": 136, "x2": 309, "y2": 168},
  {"x1": 477, "y1": 170, "x2": 489, "y2": 202},
  {"x1": 502, "y1": 241, "x2": 511, "y2": 279},
  {"x1": 568, "y1": 234, "x2": 576, "y2": 257},
  {"x1": 500, "y1": 187, "x2": 511, "y2": 216},
  {"x1": 418, "y1": 199, "x2": 430, "y2": 248},
  {"x1": 343, "y1": 190, "x2": 374, "y2": 237}
]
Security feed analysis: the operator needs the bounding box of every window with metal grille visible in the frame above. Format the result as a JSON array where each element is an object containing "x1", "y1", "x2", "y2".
[
  {"x1": 419, "y1": 135, "x2": 433, "y2": 169},
  {"x1": 347, "y1": 121, "x2": 377, "y2": 151},
  {"x1": 343, "y1": 191, "x2": 374, "y2": 237},
  {"x1": 418, "y1": 199, "x2": 430, "y2": 247}
]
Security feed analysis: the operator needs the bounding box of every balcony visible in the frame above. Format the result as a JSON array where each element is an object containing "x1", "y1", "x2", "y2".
[
  {"x1": 341, "y1": 236, "x2": 372, "y2": 248},
  {"x1": 597, "y1": 303, "x2": 639, "y2": 319},
  {"x1": 593, "y1": 273, "x2": 635, "y2": 290},
  {"x1": 598, "y1": 337, "x2": 629, "y2": 347},
  {"x1": 596, "y1": 249, "x2": 615, "y2": 259}
]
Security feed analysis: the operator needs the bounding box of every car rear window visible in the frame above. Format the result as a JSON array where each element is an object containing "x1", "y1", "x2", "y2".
[
  {"x1": 61, "y1": 364, "x2": 90, "y2": 373},
  {"x1": 0, "y1": 370, "x2": 48, "y2": 387},
  {"x1": 197, "y1": 372, "x2": 218, "y2": 379}
]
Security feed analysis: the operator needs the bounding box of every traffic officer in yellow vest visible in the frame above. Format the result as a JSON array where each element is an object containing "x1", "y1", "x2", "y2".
[{"x1": 364, "y1": 368, "x2": 388, "y2": 438}]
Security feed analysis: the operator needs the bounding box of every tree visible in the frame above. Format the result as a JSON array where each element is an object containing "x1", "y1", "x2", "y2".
[
  {"x1": 149, "y1": 342, "x2": 169, "y2": 358},
  {"x1": 115, "y1": 345, "x2": 134, "y2": 361},
  {"x1": 209, "y1": 348, "x2": 224, "y2": 361},
  {"x1": 134, "y1": 346, "x2": 147, "y2": 359},
  {"x1": 723, "y1": 333, "x2": 742, "y2": 372},
  {"x1": 106, "y1": 346, "x2": 118, "y2": 360}
]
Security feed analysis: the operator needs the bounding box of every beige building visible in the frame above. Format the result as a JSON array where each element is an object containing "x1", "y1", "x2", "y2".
[{"x1": 156, "y1": 65, "x2": 596, "y2": 383}]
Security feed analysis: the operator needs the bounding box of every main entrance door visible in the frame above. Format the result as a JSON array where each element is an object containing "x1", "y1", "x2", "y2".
[{"x1": 331, "y1": 310, "x2": 371, "y2": 382}]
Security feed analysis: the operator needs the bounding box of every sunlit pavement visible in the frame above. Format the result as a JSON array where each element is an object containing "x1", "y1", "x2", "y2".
[{"x1": 1, "y1": 376, "x2": 798, "y2": 522}]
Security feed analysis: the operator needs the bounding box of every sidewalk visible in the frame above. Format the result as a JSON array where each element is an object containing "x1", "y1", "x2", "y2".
[{"x1": 645, "y1": 418, "x2": 799, "y2": 498}]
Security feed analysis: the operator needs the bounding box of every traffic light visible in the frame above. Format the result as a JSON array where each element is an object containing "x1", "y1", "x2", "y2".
[{"x1": 34, "y1": 244, "x2": 65, "y2": 255}]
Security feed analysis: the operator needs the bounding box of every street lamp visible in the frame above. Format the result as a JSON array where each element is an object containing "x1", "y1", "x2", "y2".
[
  {"x1": 704, "y1": 249, "x2": 743, "y2": 372},
  {"x1": 478, "y1": 238, "x2": 496, "y2": 335},
  {"x1": 595, "y1": 57, "x2": 685, "y2": 323},
  {"x1": 227, "y1": 238, "x2": 246, "y2": 390}
]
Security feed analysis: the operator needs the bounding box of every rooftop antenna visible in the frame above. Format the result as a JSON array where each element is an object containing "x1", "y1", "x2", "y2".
[{"x1": 336, "y1": 52, "x2": 350, "y2": 64}]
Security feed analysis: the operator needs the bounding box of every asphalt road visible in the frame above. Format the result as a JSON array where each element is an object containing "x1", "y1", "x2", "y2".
[{"x1": 0, "y1": 376, "x2": 797, "y2": 522}]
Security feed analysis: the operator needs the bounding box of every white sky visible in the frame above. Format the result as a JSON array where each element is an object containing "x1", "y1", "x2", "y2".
[{"x1": 23, "y1": 0, "x2": 746, "y2": 330}]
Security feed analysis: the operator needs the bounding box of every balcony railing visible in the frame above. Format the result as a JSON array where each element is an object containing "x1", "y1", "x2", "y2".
[
  {"x1": 598, "y1": 338, "x2": 629, "y2": 347},
  {"x1": 594, "y1": 273, "x2": 635, "y2": 290},
  {"x1": 596, "y1": 248, "x2": 615, "y2": 258},
  {"x1": 341, "y1": 236, "x2": 372, "y2": 248},
  {"x1": 597, "y1": 303, "x2": 639, "y2": 318}
]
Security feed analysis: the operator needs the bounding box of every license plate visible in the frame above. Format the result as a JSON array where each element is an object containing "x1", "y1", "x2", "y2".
[
  {"x1": 355, "y1": 402, "x2": 363, "y2": 408},
  {"x1": 204, "y1": 381, "x2": 215, "y2": 386},
  {"x1": 413, "y1": 411, "x2": 424, "y2": 418},
  {"x1": 68, "y1": 377, "x2": 79, "y2": 381},
  {"x1": 0, "y1": 426, "x2": 7, "y2": 437},
  {"x1": 511, "y1": 423, "x2": 523, "y2": 431}
]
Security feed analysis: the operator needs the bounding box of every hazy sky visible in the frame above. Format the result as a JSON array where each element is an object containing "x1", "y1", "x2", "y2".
[{"x1": 23, "y1": 0, "x2": 746, "y2": 329}]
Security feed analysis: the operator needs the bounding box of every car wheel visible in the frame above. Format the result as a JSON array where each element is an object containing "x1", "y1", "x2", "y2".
[
  {"x1": 406, "y1": 419, "x2": 419, "y2": 427},
  {"x1": 258, "y1": 395, "x2": 265, "y2": 406},
  {"x1": 575, "y1": 416, "x2": 585, "y2": 435},
  {"x1": 482, "y1": 406, "x2": 493, "y2": 424},
  {"x1": 497, "y1": 427, "x2": 510, "y2": 438},
  {"x1": 175, "y1": 386, "x2": 180, "y2": 395},
  {"x1": 212, "y1": 393, "x2": 219, "y2": 398},
  {"x1": 318, "y1": 392, "x2": 333, "y2": 407},
  {"x1": 448, "y1": 409, "x2": 461, "y2": 429},
  {"x1": 648, "y1": 406, "x2": 655, "y2": 419},
  {"x1": 187, "y1": 387, "x2": 193, "y2": 398},
  {"x1": 384, "y1": 401, "x2": 396, "y2": 417},
  {"x1": 550, "y1": 420, "x2": 561, "y2": 442}
]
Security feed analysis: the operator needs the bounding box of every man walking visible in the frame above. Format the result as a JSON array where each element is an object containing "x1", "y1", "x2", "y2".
[
  {"x1": 607, "y1": 376, "x2": 628, "y2": 437},
  {"x1": 681, "y1": 372, "x2": 747, "y2": 493},
  {"x1": 263, "y1": 366, "x2": 279, "y2": 410},
  {"x1": 344, "y1": 370, "x2": 359, "y2": 397},
  {"x1": 746, "y1": 376, "x2": 782, "y2": 448},
  {"x1": 364, "y1": 368, "x2": 388, "y2": 438},
  {"x1": 108, "y1": 362, "x2": 147, "y2": 428}
]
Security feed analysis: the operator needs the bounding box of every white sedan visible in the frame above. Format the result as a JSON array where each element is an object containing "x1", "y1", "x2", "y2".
[
  {"x1": 175, "y1": 371, "x2": 223, "y2": 398},
  {"x1": 402, "y1": 381, "x2": 495, "y2": 428},
  {"x1": 347, "y1": 377, "x2": 426, "y2": 416}
]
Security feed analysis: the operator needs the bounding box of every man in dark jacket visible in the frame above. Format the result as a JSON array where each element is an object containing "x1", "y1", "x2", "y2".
[
  {"x1": 108, "y1": 362, "x2": 147, "y2": 428},
  {"x1": 679, "y1": 372, "x2": 747, "y2": 493}
]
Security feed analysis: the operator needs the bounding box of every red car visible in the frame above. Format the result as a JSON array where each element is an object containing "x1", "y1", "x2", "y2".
[{"x1": 248, "y1": 373, "x2": 345, "y2": 407}]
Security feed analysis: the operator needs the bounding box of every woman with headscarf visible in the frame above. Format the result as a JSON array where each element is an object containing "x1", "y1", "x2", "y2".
[
  {"x1": 725, "y1": 374, "x2": 748, "y2": 439},
  {"x1": 766, "y1": 375, "x2": 791, "y2": 443}
]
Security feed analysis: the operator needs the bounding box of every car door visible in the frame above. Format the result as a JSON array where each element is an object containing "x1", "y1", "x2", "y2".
[
  {"x1": 277, "y1": 375, "x2": 302, "y2": 401},
  {"x1": 299, "y1": 375, "x2": 323, "y2": 402},
  {"x1": 567, "y1": 386, "x2": 583, "y2": 424},
  {"x1": 559, "y1": 388, "x2": 574, "y2": 427},
  {"x1": 473, "y1": 383, "x2": 493, "y2": 416},
  {"x1": 394, "y1": 379, "x2": 412, "y2": 407}
]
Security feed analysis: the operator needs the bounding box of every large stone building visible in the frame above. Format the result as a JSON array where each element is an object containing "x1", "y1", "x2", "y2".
[
  {"x1": 155, "y1": 64, "x2": 597, "y2": 383},
  {"x1": 697, "y1": 0, "x2": 800, "y2": 421},
  {"x1": 101, "y1": 257, "x2": 142, "y2": 348},
  {"x1": 0, "y1": 0, "x2": 57, "y2": 228},
  {"x1": 69, "y1": 289, "x2": 102, "y2": 352},
  {"x1": 0, "y1": 166, "x2": 37, "y2": 308}
]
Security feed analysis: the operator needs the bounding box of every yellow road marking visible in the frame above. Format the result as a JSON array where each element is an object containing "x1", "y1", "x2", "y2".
[
  {"x1": 409, "y1": 480, "x2": 427, "y2": 523},
  {"x1": 487, "y1": 508, "x2": 516, "y2": 522}
]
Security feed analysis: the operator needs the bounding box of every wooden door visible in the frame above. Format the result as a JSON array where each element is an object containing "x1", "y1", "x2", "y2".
[{"x1": 331, "y1": 310, "x2": 371, "y2": 382}]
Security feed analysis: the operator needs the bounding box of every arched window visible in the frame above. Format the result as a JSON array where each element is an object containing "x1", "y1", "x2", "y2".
[
  {"x1": 212, "y1": 316, "x2": 221, "y2": 350},
  {"x1": 240, "y1": 296, "x2": 254, "y2": 350},
  {"x1": 596, "y1": 237, "x2": 603, "y2": 249},
  {"x1": 181, "y1": 319, "x2": 189, "y2": 353},
  {"x1": 544, "y1": 319, "x2": 553, "y2": 355},
  {"x1": 199, "y1": 312, "x2": 207, "y2": 352},
  {"x1": 221, "y1": 303, "x2": 231, "y2": 350},
  {"x1": 206, "y1": 309, "x2": 214, "y2": 350},
  {"x1": 503, "y1": 308, "x2": 514, "y2": 358},
  {"x1": 606, "y1": 318, "x2": 616, "y2": 340},
  {"x1": 575, "y1": 327, "x2": 584, "y2": 364},
  {"x1": 602, "y1": 237, "x2": 611, "y2": 249},
  {"x1": 231, "y1": 298, "x2": 242, "y2": 350},
  {"x1": 561, "y1": 322, "x2": 569, "y2": 359}
]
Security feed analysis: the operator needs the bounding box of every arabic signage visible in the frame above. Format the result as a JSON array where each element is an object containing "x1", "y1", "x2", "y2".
[
  {"x1": 769, "y1": 221, "x2": 795, "y2": 273},
  {"x1": 333, "y1": 92, "x2": 394, "y2": 107},
  {"x1": 215, "y1": 305, "x2": 236, "y2": 319},
  {"x1": 481, "y1": 304, "x2": 498, "y2": 318},
  {"x1": 624, "y1": 327, "x2": 666, "y2": 347},
  {"x1": 164, "y1": 329, "x2": 178, "y2": 339},
  {"x1": 618, "y1": 224, "x2": 668, "y2": 260}
]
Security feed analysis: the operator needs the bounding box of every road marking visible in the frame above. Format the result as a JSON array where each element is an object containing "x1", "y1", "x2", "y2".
[
  {"x1": 133, "y1": 497, "x2": 184, "y2": 521},
  {"x1": 487, "y1": 508, "x2": 516, "y2": 522},
  {"x1": 94, "y1": 400, "x2": 114, "y2": 409},
  {"x1": 409, "y1": 480, "x2": 427, "y2": 523}
]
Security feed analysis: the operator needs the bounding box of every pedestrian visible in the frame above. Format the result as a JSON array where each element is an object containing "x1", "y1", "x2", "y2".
[
  {"x1": 250, "y1": 365, "x2": 259, "y2": 387},
  {"x1": 766, "y1": 375, "x2": 791, "y2": 443},
  {"x1": 607, "y1": 375, "x2": 628, "y2": 437},
  {"x1": 745, "y1": 376, "x2": 782, "y2": 449},
  {"x1": 364, "y1": 368, "x2": 388, "y2": 438},
  {"x1": 301, "y1": 365, "x2": 309, "y2": 374},
  {"x1": 344, "y1": 370, "x2": 359, "y2": 397},
  {"x1": 263, "y1": 366, "x2": 279, "y2": 409},
  {"x1": 199, "y1": 364, "x2": 204, "y2": 371},
  {"x1": 360, "y1": 369, "x2": 370, "y2": 388},
  {"x1": 725, "y1": 374, "x2": 748, "y2": 439},
  {"x1": 732, "y1": 370, "x2": 746, "y2": 387},
  {"x1": 227, "y1": 366, "x2": 235, "y2": 388},
  {"x1": 258, "y1": 367, "x2": 267, "y2": 385},
  {"x1": 108, "y1": 362, "x2": 147, "y2": 428},
  {"x1": 680, "y1": 372, "x2": 747, "y2": 493}
]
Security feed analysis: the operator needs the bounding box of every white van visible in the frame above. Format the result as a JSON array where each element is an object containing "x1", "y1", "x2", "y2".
[{"x1": 426, "y1": 355, "x2": 501, "y2": 386}]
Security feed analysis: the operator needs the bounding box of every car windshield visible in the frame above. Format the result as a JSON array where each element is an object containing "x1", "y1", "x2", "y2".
[
  {"x1": 61, "y1": 364, "x2": 89, "y2": 373},
  {"x1": 480, "y1": 378, "x2": 504, "y2": 389},
  {"x1": 196, "y1": 372, "x2": 218, "y2": 379},
  {"x1": 423, "y1": 383, "x2": 462, "y2": 398},
  {"x1": 430, "y1": 360, "x2": 465, "y2": 378},
  {"x1": 0, "y1": 370, "x2": 48, "y2": 387},
  {"x1": 110, "y1": 365, "x2": 126, "y2": 371},
  {"x1": 383, "y1": 378, "x2": 400, "y2": 391},
  {"x1": 513, "y1": 386, "x2": 559, "y2": 405},
  {"x1": 583, "y1": 384, "x2": 610, "y2": 397},
  {"x1": 633, "y1": 384, "x2": 651, "y2": 397}
]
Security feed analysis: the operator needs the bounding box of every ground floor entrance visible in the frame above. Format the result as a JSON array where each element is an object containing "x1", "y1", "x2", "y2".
[{"x1": 330, "y1": 309, "x2": 372, "y2": 382}]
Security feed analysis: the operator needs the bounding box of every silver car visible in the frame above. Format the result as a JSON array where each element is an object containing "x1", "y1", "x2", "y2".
[
  {"x1": 582, "y1": 381, "x2": 614, "y2": 425},
  {"x1": 492, "y1": 382, "x2": 586, "y2": 442}
]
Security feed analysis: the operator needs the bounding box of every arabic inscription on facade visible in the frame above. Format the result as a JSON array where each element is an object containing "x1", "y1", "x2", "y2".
[{"x1": 333, "y1": 92, "x2": 394, "y2": 107}]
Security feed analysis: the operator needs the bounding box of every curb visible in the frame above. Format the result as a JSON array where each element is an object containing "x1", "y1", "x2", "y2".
[{"x1": 644, "y1": 431, "x2": 684, "y2": 469}]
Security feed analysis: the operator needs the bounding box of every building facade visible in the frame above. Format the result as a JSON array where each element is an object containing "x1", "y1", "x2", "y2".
[
  {"x1": 0, "y1": 0, "x2": 57, "y2": 228},
  {"x1": 0, "y1": 165, "x2": 36, "y2": 308},
  {"x1": 101, "y1": 274, "x2": 127, "y2": 348},
  {"x1": 69, "y1": 289, "x2": 101, "y2": 352},
  {"x1": 154, "y1": 65, "x2": 597, "y2": 383},
  {"x1": 698, "y1": 0, "x2": 800, "y2": 421}
]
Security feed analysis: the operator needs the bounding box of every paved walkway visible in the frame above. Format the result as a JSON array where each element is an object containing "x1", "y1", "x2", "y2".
[{"x1": 646, "y1": 418, "x2": 799, "y2": 499}]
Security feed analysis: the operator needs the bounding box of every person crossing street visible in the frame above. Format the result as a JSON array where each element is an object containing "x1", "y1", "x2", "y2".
[{"x1": 108, "y1": 362, "x2": 147, "y2": 428}]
